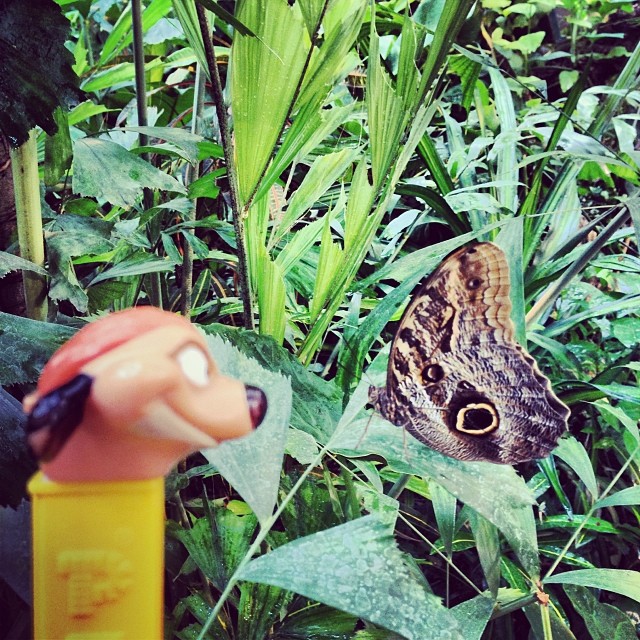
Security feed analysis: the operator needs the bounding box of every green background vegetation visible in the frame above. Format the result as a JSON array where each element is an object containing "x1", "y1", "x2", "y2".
[{"x1": 1, "y1": 0, "x2": 640, "y2": 638}]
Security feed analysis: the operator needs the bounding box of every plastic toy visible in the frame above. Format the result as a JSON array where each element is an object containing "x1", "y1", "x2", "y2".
[{"x1": 24, "y1": 307, "x2": 267, "y2": 639}]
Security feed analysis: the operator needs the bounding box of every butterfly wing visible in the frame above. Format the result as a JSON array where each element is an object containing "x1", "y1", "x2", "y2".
[{"x1": 371, "y1": 242, "x2": 569, "y2": 464}]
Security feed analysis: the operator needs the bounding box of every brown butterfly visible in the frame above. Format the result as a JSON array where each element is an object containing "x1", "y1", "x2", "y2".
[{"x1": 369, "y1": 242, "x2": 569, "y2": 464}]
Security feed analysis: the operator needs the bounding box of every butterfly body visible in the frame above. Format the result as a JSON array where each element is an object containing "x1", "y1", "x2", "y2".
[{"x1": 370, "y1": 242, "x2": 569, "y2": 464}]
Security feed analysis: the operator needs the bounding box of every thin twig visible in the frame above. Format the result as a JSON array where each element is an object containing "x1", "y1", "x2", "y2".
[
  {"x1": 131, "y1": 0, "x2": 162, "y2": 307},
  {"x1": 181, "y1": 63, "x2": 206, "y2": 317},
  {"x1": 196, "y1": 4, "x2": 253, "y2": 329}
]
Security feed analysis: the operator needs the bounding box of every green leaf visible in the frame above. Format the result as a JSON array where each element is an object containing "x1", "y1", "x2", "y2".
[
  {"x1": 470, "y1": 512, "x2": 501, "y2": 597},
  {"x1": 238, "y1": 515, "x2": 464, "y2": 639},
  {"x1": 89, "y1": 253, "x2": 176, "y2": 285},
  {"x1": 538, "y1": 514, "x2": 619, "y2": 534},
  {"x1": 563, "y1": 584, "x2": 637, "y2": 640},
  {"x1": 124, "y1": 126, "x2": 206, "y2": 165},
  {"x1": 0, "y1": 312, "x2": 76, "y2": 385},
  {"x1": 168, "y1": 507, "x2": 258, "y2": 591},
  {"x1": 0, "y1": 251, "x2": 47, "y2": 279},
  {"x1": 450, "y1": 595, "x2": 495, "y2": 640},
  {"x1": 202, "y1": 324, "x2": 342, "y2": 443},
  {"x1": 237, "y1": 581, "x2": 293, "y2": 640},
  {"x1": 429, "y1": 479, "x2": 457, "y2": 557},
  {"x1": 270, "y1": 147, "x2": 360, "y2": 248},
  {"x1": 73, "y1": 138, "x2": 186, "y2": 207},
  {"x1": 553, "y1": 436, "x2": 598, "y2": 500},
  {"x1": 231, "y1": 0, "x2": 310, "y2": 204},
  {"x1": 545, "y1": 569, "x2": 640, "y2": 605},
  {"x1": 199, "y1": 334, "x2": 290, "y2": 525},
  {"x1": 44, "y1": 106, "x2": 72, "y2": 186},
  {"x1": 595, "y1": 486, "x2": 640, "y2": 509}
]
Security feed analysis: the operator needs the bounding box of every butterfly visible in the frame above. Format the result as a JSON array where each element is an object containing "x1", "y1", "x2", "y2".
[{"x1": 369, "y1": 242, "x2": 569, "y2": 464}]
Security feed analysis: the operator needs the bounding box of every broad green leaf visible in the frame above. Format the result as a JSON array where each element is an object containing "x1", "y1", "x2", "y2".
[
  {"x1": 0, "y1": 251, "x2": 47, "y2": 279},
  {"x1": 97, "y1": 0, "x2": 171, "y2": 65},
  {"x1": 231, "y1": 0, "x2": 310, "y2": 204},
  {"x1": 488, "y1": 66, "x2": 518, "y2": 214},
  {"x1": 81, "y1": 58, "x2": 166, "y2": 93},
  {"x1": 310, "y1": 214, "x2": 343, "y2": 322},
  {"x1": 124, "y1": 126, "x2": 206, "y2": 164},
  {"x1": 0, "y1": 312, "x2": 76, "y2": 385},
  {"x1": 470, "y1": 512, "x2": 501, "y2": 597},
  {"x1": 553, "y1": 436, "x2": 598, "y2": 500},
  {"x1": 200, "y1": 334, "x2": 290, "y2": 525},
  {"x1": 563, "y1": 584, "x2": 637, "y2": 640},
  {"x1": 203, "y1": 324, "x2": 342, "y2": 443},
  {"x1": 286, "y1": 427, "x2": 319, "y2": 465},
  {"x1": 73, "y1": 138, "x2": 186, "y2": 207},
  {"x1": 295, "y1": 0, "x2": 366, "y2": 109},
  {"x1": 429, "y1": 479, "x2": 457, "y2": 557},
  {"x1": 89, "y1": 253, "x2": 176, "y2": 285},
  {"x1": 367, "y1": 30, "x2": 406, "y2": 188},
  {"x1": 256, "y1": 248, "x2": 286, "y2": 344},
  {"x1": 594, "y1": 401, "x2": 639, "y2": 443},
  {"x1": 595, "y1": 486, "x2": 640, "y2": 509},
  {"x1": 255, "y1": 103, "x2": 357, "y2": 204},
  {"x1": 238, "y1": 515, "x2": 463, "y2": 639},
  {"x1": 545, "y1": 569, "x2": 640, "y2": 604},
  {"x1": 450, "y1": 595, "x2": 494, "y2": 640}
]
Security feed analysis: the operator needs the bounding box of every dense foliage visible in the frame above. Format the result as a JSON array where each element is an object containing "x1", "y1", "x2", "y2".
[{"x1": 1, "y1": 0, "x2": 640, "y2": 638}]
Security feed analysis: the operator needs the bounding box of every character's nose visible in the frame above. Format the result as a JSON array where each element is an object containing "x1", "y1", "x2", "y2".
[{"x1": 245, "y1": 385, "x2": 267, "y2": 427}]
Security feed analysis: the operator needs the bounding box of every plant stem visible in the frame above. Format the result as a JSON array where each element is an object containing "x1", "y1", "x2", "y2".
[
  {"x1": 196, "y1": 4, "x2": 253, "y2": 329},
  {"x1": 181, "y1": 63, "x2": 206, "y2": 317},
  {"x1": 132, "y1": 0, "x2": 162, "y2": 308},
  {"x1": 11, "y1": 130, "x2": 47, "y2": 320}
]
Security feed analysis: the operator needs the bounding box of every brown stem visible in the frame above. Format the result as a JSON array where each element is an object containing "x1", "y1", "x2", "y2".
[{"x1": 196, "y1": 3, "x2": 253, "y2": 329}]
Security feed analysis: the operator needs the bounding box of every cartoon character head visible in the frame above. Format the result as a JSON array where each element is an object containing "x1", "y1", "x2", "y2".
[{"x1": 24, "y1": 307, "x2": 267, "y2": 482}]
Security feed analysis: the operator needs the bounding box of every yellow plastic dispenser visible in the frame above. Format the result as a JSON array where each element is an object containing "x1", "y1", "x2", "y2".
[
  {"x1": 24, "y1": 308, "x2": 267, "y2": 639},
  {"x1": 29, "y1": 472, "x2": 164, "y2": 640}
]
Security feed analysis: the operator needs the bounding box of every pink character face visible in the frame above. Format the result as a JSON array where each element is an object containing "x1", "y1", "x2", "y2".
[{"x1": 24, "y1": 308, "x2": 267, "y2": 482}]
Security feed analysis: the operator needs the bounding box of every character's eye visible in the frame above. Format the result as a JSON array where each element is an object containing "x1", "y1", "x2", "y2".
[{"x1": 176, "y1": 345, "x2": 210, "y2": 387}]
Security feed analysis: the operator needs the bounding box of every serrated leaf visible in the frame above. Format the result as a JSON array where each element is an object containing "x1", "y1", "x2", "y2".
[
  {"x1": 0, "y1": 312, "x2": 76, "y2": 385},
  {"x1": 238, "y1": 515, "x2": 463, "y2": 640},
  {"x1": 200, "y1": 334, "x2": 290, "y2": 525},
  {"x1": 203, "y1": 324, "x2": 342, "y2": 443},
  {"x1": 0, "y1": 251, "x2": 47, "y2": 279},
  {"x1": 73, "y1": 137, "x2": 186, "y2": 207}
]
